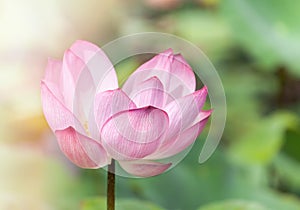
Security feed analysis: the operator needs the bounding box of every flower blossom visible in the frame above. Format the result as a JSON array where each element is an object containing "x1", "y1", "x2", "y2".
[{"x1": 41, "y1": 40, "x2": 211, "y2": 177}]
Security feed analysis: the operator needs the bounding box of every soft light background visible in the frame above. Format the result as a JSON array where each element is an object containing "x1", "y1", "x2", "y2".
[{"x1": 1, "y1": 0, "x2": 300, "y2": 209}]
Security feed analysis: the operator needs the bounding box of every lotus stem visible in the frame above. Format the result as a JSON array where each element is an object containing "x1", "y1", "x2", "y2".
[{"x1": 107, "y1": 159, "x2": 115, "y2": 210}]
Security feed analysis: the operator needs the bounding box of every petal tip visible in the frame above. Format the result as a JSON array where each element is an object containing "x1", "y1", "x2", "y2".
[
  {"x1": 202, "y1": 85, "x2": 208, "y2": 92},
  {"x1": 159, "y1": 48, "x2": 174, "y2": 57},
  {"x1": 194, "y1": 86, "x2": 208, "y2": 97},
  {"x1": 55, "y1": 126, "x2": 74, "y2": 135},
  {"x1": 202, "y1": 109, "x2": 213, "y2": 118},
  {"x1": 71, "y1": 40, "x2": 98, "y2": 49}
]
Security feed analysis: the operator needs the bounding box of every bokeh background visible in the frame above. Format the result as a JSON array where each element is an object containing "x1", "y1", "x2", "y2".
[{"x1": 1, "y1": 0, "x2": 300, "y2": 209}]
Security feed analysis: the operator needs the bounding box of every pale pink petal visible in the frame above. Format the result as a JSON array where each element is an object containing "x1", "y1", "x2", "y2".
[
  {"x1": 41, "y1": 81, "x2": 85, "y2": 134},
  {"x1": 69, "y1": 40, "x2": 102, "y2": 62},
  {"x1": 122, "y1": 49, "x2": 196, "y2": 99},
  {"x1": 163, "y1": 86, "x2": 208, "y2": 143},
  {"x1": 94, "y1": 89, "x2": 136, "y2": 133},
  {"x1": 62, "y1": 49, "x2": 85, "y2": 84},
  {"x1": 43, "y1": 82, "x2": 64, "y2": 103},
  {"x1": 127, "y1": 76, "x2": 170, "y2": 109},
  {"x1": 137, "y1": 48, "x2": 173, "y2": 75},
  {"x1": 122, "y1": 49, "x2": 171, "y2": 96},
  {"x1": 55, "y1": 127, "x2": 109, "y2": 168},
  {"x1": 119, "y1": 160, "x2": 172, "y2": 177},
  {"x1": 100, "y1": 107, "x2": 169, "y2": 160},
  {"x1": 44, "y1": 58, "x2": 62, "y2": 84},
  {"x1": 68, "y1": 41, "x2": 118, "y2": 139},
  {"x1": 61, "y1": 40, "x2": 119, "y2": 110},
  {"x1": 172, "y1": 54, "x2": 196, "y2": 91},
  {"x1": 152, "y1": 110, "x2": 211, "y2": 159},
  {"x1": 43, "y1": 59, "x2": 63, "y2": 102},
  {"x1": 72, "y1": 68, "x2": 96, "y2": 136},
  {"x1": 87, "y1": 102, "x2": 99, "y2": 140},
  {"x1": 61, "y1": 50, "x2": 85, "y2": 109},
  {"x1": 69, "y1": 40, "x2": 118, "y2": 93},
  {"x1": 192, "y1": 109, "x2": 212, "y2": 126}
]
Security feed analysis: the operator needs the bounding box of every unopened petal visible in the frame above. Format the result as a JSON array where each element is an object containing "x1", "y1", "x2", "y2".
[
  {"x1": 119, "y1": 160, "x2": 172, "y2": 177},
  {"x1": 163, "y1": 86, "x2": 208, "y2": 143},
  {"x1": 55, "y1": 127, "x2": 109, "y2": 168},
  {"x1": 94, "y1": 89, "x2": 136, "y2": 133},
  {"x1": 123, "y1": 49, "x2": 196, "y2": 99},
  {"x1": 169, "y1": 53, "x2": 196, "y2": 93},
  {"x1": 101, "y1": 107, "x2": 169, "y2": 160},
  {"x1": 153, "y1": 110, "x2": 211, "y2": 159},
  {"x1": 127, "y1": 76, "x2": 170, "y2": 109}
]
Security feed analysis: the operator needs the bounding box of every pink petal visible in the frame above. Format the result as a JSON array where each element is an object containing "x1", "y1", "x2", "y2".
[
  {"x1": 69, "y1": 40, "x2": 118, "y2": 93},
  {"x1": 41, "y1": 81, "x2": 85, "y2": 134},
  {"x1": 70, "y1": 40, "x2": 102, "y2": 62},
  {"x1": 62, "y1": 49, "x2": 85, "y2": 84},
  {"x1": 172, "y1": 54, "x2": 196, "y2": 91},
  {"x1": 43, "y1": 82, "x2": 64, "y2": 104},
  {"x1": 43, "y1": 59, "x2": 64, "y2": 102},
  {"x1": 192, "y1": 109, "x2": 212, "y2": 126},
  {"x1": 152, "y1": 110, "x2": 211, "y2": 159},
  {"x1": 122, "y1": 49, "x2": 196, "y2": 99},
  {"x1": 94, "y1": 89, "x2": 136, "y2": 133},
  {"x1": 61, "y1": 50, "x2": 85, "y2": 109},
  {"x1": 127, "y1": 76, "x2": 170, "y2": 109},
  {"x1": 70, "y1": 40, "x2": 118, "y2": 132},
  {"x1": 61, "y1": 41, "x2": 119, "y2": 110},
  {"x1": 159, "y1": 53, "x2": 196, "y2": 98},
  {"x1": 119, "y1": 160, "x2": 172, "y2": 177},
  {"x1": 55, "y1": 127, "x2": 109, "y2": 168},
  {"x1": 100, "y1": 107, "x2": 169, "y2": 160},
  {"x1": 64, "y1": 41, "x2": 119, "y2": 138},
  {"x1": 44, "y1": 58, "x2": 62, "y2": 84},
  {"x1": 72, "y1": 68, "x2": 97, "y2": 136},
  {"x1": 141, "y1": 48, "x2": 174, "y2": 72},
  {"x1": 163, "y1": 86, "x2": 208, "y2": 143}
]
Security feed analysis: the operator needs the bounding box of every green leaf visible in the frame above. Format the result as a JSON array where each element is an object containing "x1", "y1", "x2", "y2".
[
  {"x1": 172, "y1": 9, "x2": 232, "y2": 61},
  {"x1": 81, "y1": 197, "x2": 165, "y2": 210},
  {"x1": 228, "y1": 112, "x2": 298, "y2": 165},
  {"x1": 252, "y1": 189, "x2": 300, "y2": 210},
  {"x1": 197, "y1": 200, "x2": 269, "y2": 210},
  {"x1": 220, "y1": 68, "x2": 276, "y2": 142},
  {"x1": 282, "y1": 129, "x2": 300, "y2": 162},
  {"x1": 114, "y1": 58, "x2": 139, "y2": 86},
  {"x1": 81, "y1": 197, "x2": 106, "y2": 210},
  {"x1": 272, "y1": 153, "x2": 300, "y2": 192},
  {"x1": 221, "y1": 0, "x2": 300, "y2": 76}
]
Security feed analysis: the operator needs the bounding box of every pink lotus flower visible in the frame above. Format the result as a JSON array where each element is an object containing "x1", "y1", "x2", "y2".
[{"x1": 41, "y1": 40, "x2": 211, "y2": 177}]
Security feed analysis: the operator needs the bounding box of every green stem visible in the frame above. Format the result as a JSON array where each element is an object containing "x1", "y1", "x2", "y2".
[{"x1": 107, "y1": 159, "x2": 115, "y2": 210}]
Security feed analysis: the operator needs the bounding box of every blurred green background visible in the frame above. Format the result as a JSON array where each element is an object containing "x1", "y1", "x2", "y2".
[{"x1": 1, "y1": 0, "x2": 300, "y2": 209}]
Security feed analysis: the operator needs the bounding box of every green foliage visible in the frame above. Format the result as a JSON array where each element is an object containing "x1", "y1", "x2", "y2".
[
  {"x1": 81, "y1": 197, "x2": 165, "y2": 210},
  {"x1": 228, "y1": 112, "x2": 299, "y2": 165},
  {"x1": 47, "y1": 1, "x2": 300, "y2": 209},
  {"x1": 220, "y1": 0, "x2": 300, "y2": 76},
  {"x1": 272, "y1": 154, "x2": 300, "y2": 192},
  {"x1": 197, "y1": 200, "x2": 268, "y2": 210},
  {"x1": 171, "y1": 9, "x2": 232, "y2": 61}
]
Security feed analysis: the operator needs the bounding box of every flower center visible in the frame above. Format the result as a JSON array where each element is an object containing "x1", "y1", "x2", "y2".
[{"x1": 83, "y1": 121, "x2": 90, "y2": 136}]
